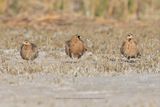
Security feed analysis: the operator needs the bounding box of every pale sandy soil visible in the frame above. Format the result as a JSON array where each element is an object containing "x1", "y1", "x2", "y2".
[{"x1": 0, "y1": 72, "x2": 159, "y2": 107}]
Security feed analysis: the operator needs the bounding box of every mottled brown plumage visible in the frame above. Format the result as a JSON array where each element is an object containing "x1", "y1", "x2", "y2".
[
  {"x1": 65, "y1": 34, "x2": 87, "y2": 58},
  {"x1": 20, "y1": 40, "x2": 38, "y2": 60},
  {"x1": 120, "y1": 33, "x2": 140, "y2": 59}
]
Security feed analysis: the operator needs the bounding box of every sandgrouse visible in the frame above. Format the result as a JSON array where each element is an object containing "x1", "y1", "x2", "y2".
[
  {"x1": 65, "y1": 34, "x2": 87, "y2": 59},
  {"x1": 20, "y1": 40, "x2": 38, "y2": 60},
  {"x1": 120, "y1": 33, "x2": 141, "y2": 59}
]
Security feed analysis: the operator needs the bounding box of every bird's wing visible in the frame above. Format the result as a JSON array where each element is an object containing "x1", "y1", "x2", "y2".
[
  {"x1": 31, "y1": 43, "x2": 39, "y2": 58},
  {"x1": 120, "y1": 41, "x2": 126, "y2": 54},
  {"x1": 20, "y1": 44, "x2": 24, "y2": 56},
  {"x1": 30, "y1": 43, "x2": 38, "y2": 59},
  {"x1": 65, "y1": 40, "x2": 71, "y2": 57}
]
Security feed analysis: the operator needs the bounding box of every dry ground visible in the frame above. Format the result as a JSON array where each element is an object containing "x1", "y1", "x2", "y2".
[{"x1": 0, "y1": 14, "x2": 160, "y2": 107}]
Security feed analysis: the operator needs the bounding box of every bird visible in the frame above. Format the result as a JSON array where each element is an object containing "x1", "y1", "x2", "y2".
[
  {"x1": 120, "y1": 33, "x2": 141, "y2": 59},
  {"x1": 65, "y1": 34, "x2": 87, "y2": 59},
  {"x1": 20, "y1": 40, "x2": 38, "y2": 60}
]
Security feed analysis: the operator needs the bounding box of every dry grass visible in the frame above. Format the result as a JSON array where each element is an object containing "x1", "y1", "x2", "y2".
[{"x1": 0, "y1": 15, "x2": 159, "y2": 76}]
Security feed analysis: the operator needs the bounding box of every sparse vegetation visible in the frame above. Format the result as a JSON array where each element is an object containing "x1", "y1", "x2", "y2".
[{"x1": 0, "y1": 16, "x2": 159, "y2": 76}]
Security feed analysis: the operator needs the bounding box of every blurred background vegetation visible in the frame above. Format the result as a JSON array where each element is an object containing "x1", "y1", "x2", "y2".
[{"x1": 0, "y1": 0, "x2": 160, "y2": 20}]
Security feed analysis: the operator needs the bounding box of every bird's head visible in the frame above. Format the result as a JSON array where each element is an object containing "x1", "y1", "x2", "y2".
[
  {"x1": 23, "y1": 40, "x2": 31, "y2": 46},
  {"x1": 127, "y1": 33, "x2": 133, "y2": 41}
]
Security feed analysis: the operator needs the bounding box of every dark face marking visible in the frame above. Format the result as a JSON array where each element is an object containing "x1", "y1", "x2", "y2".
[
  {"x1": 127, "y1": 33, "x2": 134, "y2": 41},
  {"x1": 128, "y1": 38, "x2": 132, "y2": 41},
  {"x1": 77, "y1": 35, "x2": 80, "y2": 39}
]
